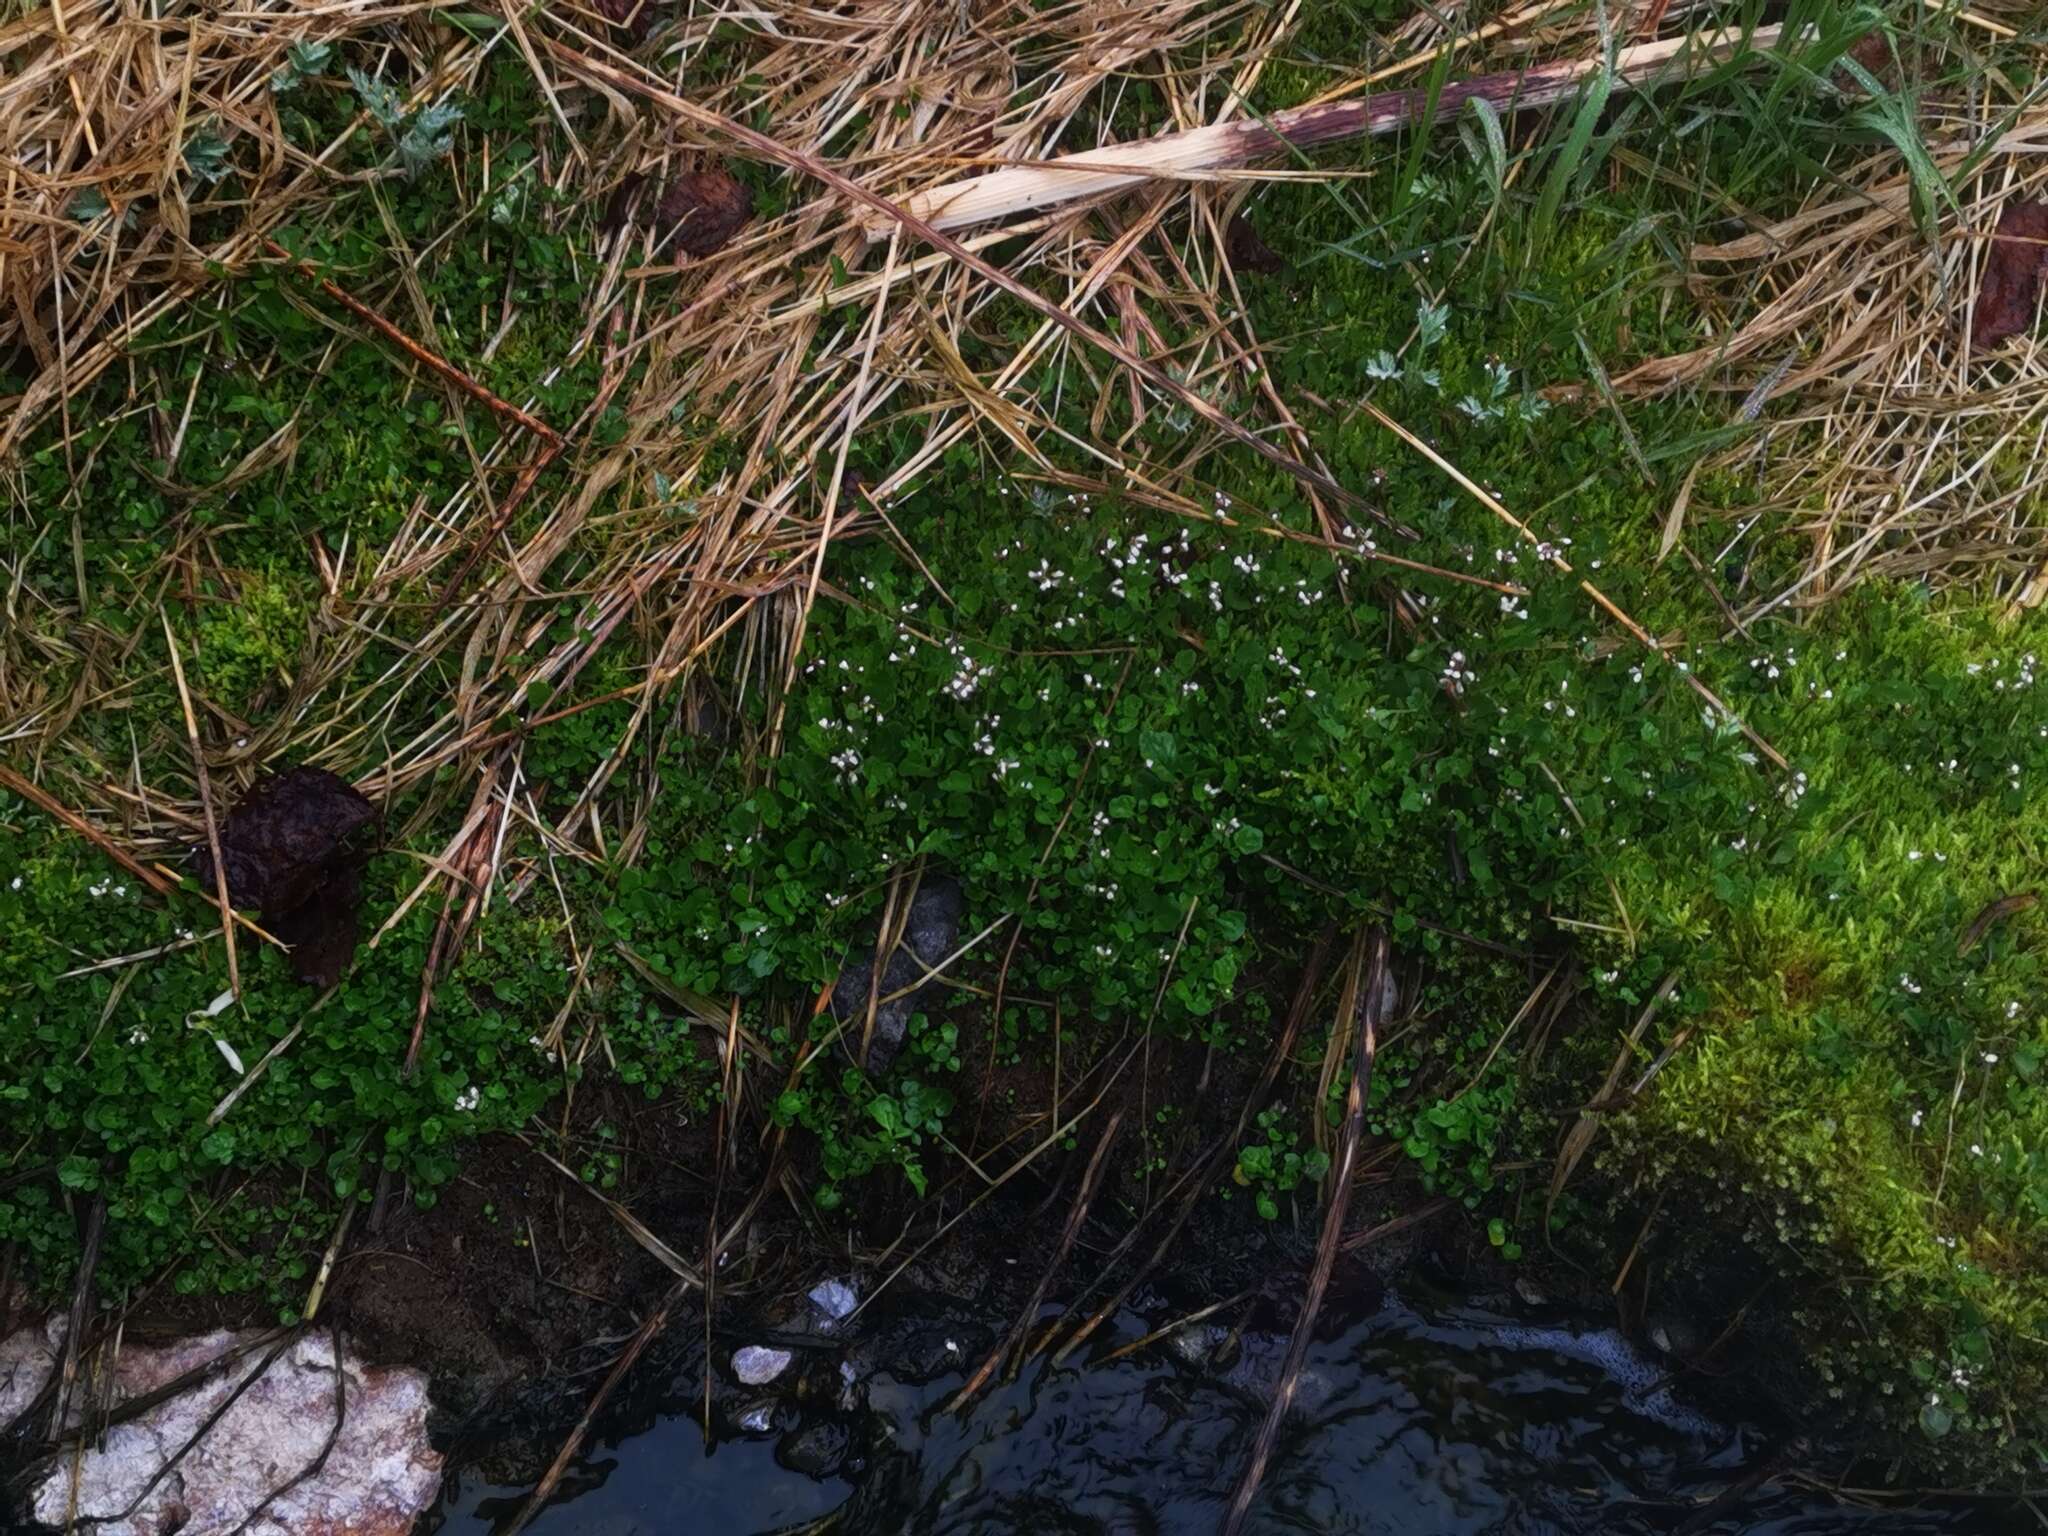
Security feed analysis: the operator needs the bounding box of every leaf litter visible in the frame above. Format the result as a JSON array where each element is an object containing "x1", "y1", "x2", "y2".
[{"x1": 1973, "y1": 201, "x2": 2048, "y2": 349}]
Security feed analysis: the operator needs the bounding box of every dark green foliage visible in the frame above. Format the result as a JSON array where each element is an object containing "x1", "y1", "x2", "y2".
[
  {"x1": 1234, "y1": 1108, "x2": 1331, "y2": 1221},
  {"x1": 0, "y1": 842, "x2": 560, "y2": 1312}
]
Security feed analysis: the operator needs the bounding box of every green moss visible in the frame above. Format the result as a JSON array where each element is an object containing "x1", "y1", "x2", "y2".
[
  {"x1": 1586, "y1": 592, "x2": 2048, "y2": 1462},
  {"x1": 193, "y1": 572, "x2": 308, "y2": 711}
]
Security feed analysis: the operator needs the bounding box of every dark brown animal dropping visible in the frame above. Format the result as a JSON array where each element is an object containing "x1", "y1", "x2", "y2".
[
  {"x1": 1226, "y1": 213, "x2": 1287, "y2": 277},
  {"x1": 657, "y1": 167, "x2": 754, "y2": 259},
  {"x1": 191, "y1": 766, "x2": 378, "y2": 987}
]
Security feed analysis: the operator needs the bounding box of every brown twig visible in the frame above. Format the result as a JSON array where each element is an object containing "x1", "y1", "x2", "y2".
[
  {"x1": 220, "y1": 1328, "x2": 351, "y2": 1536},
  {"x1": 1048, "y1": 933, "x2": 1334, "y2": 1367},
  {"x1": 1223, "y1": 927, "x2": 1389, "y2": 1536},
  {"x1": 406, "y1": 762, "x2": 508, "y2": 1077},
  {"x1": 0, "y1": 765, "x2": 174, "y2": 898},
  {"x1": 1546, "y1": 971, "x2": 1680, "y2": 1240},
  {"x1": 44, "y1": 1195, "x2": 105, "y2": 1444},
  {"x1": 428, "y1": 436, "x2": 569, "y2": 612},
  {"x1": 502, "y1": 1274, "x2": 693, "y2": 1536},
  {"x1": 504, "y1": 1150, "x2": 787, "y2": 1536},
  {"x1": 263, "y1": 239, "x2": 563, "y2": 449},
  {"x1": 946, "y1": 1109, "x2": 1122, "y2": 1413}
]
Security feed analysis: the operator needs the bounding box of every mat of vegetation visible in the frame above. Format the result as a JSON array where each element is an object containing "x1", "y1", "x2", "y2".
[{"x1": 3, "y1": 0, "x2": 2045, "y2": 1488}]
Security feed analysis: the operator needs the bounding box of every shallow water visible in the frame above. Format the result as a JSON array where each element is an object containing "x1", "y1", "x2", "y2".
[{"x1": 430, "y1": 1287, "x2": 2016, "y2": 1535}]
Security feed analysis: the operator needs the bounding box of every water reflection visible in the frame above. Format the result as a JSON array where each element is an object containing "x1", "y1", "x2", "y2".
[{"x1": 434, "y1": 1291, "x2": 2017, "y2": 1535}]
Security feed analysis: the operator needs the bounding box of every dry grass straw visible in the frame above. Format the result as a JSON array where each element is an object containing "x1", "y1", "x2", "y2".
[
  {"x1": 0, "y1": 0, "x2": 497, "y2": 454},
  {"x1": 1609, "y1": 0, "x2": 2048, "y2": 612},
  {"x1": 0, "y1": 0, "x2": 1495, "y2": 916},
  {"x1": 0, "y1": 0, "x2": 1951, "y2": 1125}
]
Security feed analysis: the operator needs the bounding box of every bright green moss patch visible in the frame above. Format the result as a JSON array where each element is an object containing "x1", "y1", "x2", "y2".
[
  {"x1": 628, "y1": 452, "x2": 2048, "y2": 1466},
  {"x1": 193, "y1": 571, "x2": 308, "y2": 712},
  {"x1": 1598, "y1": 594, "x2": 2048, "y2": 1456}
]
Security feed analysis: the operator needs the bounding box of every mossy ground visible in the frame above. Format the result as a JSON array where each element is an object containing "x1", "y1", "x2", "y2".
[{"x1": 3, "y1": 0, "x2": 2044, "y2": 1482}]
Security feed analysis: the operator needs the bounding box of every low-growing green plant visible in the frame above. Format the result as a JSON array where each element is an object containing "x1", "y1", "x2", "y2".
[
  {"x1": 772, "y1": 1067, "x2": 954, "y2": 1207},
  {"x1": 908, "y1": 1013, "x2": 964, "y2": 1075},
  {"x1": 193, "y1": 571, "x2": 307, "y2": 712},
  {"x1": 1234, "y1": 1108, "x2": 1331, "y2": 1221},
  {"x1": 1393, "y1": 1081, "x2": 1516, "y2": 1209},
  {"x1": 0, "y1": 837, "x2": 564, "y2": 1306}
]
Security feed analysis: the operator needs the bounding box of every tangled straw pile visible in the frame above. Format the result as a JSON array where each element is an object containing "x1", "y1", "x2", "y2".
[{"x1": 0, "y1": 0, "x2": 501, "y2": 454}]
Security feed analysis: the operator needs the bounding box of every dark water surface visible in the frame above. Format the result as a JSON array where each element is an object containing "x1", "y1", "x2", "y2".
[{"x1": 430, "y1": 1288, "x2": 2016, "y2": 1535}]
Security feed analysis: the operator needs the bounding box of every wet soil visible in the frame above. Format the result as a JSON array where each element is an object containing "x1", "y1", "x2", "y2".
[{"x1": 2, "y1": 952, "x2": 1855, "y2": 1530}]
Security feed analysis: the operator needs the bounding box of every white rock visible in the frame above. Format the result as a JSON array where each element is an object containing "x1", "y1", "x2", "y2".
[
  {"x1": 1168, "y1": 1323, "x2": 1228, "y2": 1368},
  {"x1": 731, "y1": 1345, "x2": 793, "y2": 1385},
  {"x1": 807, "y1": 1279, "x2": 857, "y2": 1326},
  {"x1": 0, "y1": 1315, "x2": 63, "y2": 1431},
  {"x1": 17, "y1": 1327, "x2": 440, "y2": 1536}
]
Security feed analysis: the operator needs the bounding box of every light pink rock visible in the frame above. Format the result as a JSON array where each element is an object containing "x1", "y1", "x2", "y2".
[
  {"x1": 0, "y1": 1315, "x2": 62, "y2": 1430},
  {"x1": 10, "y1": 1328, "x2": 440, "y2": 1536}
]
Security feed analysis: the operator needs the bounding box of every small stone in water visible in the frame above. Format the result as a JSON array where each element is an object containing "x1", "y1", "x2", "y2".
[
  {"x1": 1169, "y1": 1324, "x2": 1229, "y2": 1368},
  {"x1": 732, "y1": 1345, "x2": 793, "y2": 1385},
  {"x1": 808, "y1": 1279, "x2": 857, "y2": 1325},
  {"x1": 777, "y1": 1420, "x2": 850, "y2": 1480}
]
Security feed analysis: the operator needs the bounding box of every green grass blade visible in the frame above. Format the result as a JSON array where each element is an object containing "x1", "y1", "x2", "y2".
[{"x1": 1530, "y1": 59, "x2": 1614, "y2": 259}]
